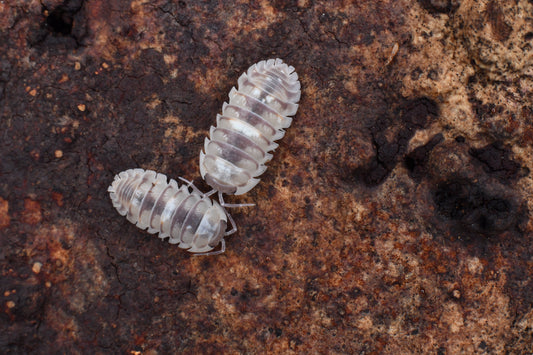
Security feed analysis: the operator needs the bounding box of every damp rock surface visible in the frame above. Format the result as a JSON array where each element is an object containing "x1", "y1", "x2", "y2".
[{"x1": 1, "y1": 0, "x2": 532, "y2": 353}]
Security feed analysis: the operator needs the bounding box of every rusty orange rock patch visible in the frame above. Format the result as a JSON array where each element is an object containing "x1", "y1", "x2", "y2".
[
  {"x1": 22, "y1": 198, "x2": 42, "y2": 225},
  {"x1": 0, "y1": 197, "x2": 9, "y2": 228}
]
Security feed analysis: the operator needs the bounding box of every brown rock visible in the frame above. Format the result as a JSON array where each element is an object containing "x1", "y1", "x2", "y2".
[{"x1": 1, "y1": 0, "x2": 532, "y2": 353}]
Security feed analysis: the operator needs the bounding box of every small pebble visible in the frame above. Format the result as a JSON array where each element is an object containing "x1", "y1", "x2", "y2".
[{"x1": 32, "y1": 261, "x2": 42, "y2": 274}]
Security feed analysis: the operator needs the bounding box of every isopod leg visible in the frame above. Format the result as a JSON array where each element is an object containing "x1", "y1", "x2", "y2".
[
  {"x1": 178, "y1": 177, "x2": 219, "y2": 199},
  {"x1": 224, "y1": 211, "x2": 237, "y2": 236},
  {"x1": 192, "y1": 239, "x2": 226, "y2": 256},
  {"x1": 218, "y1": 191, "x2": 255, "y2": 208},
  {"x1": 204, "y1": 189, "x2": 217, "y2": 197},
  {"x1": 178, "y1": 176, "x2": 205, "y2": 195}
]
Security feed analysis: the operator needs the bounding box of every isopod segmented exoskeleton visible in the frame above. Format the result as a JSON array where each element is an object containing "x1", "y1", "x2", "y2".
[
  {"x1": 199, "y1": 58, "x2": 301, "y2": 196},
  {"x1": 108, "y1": 168, "x2": 235, "y2": 255}
]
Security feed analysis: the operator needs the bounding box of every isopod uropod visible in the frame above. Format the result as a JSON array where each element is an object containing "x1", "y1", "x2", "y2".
[
  {"x1": 199, "y1": 58, "x2": 301, "y2": 196},
  {"x1": 108, "y1": 168, "x2": 234, "y2": 255}
]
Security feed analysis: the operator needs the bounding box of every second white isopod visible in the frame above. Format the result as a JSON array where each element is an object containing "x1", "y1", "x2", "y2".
[
  {"x1": 199, "y1": 58, "x2": 301, "y2": 195},
  {"x1": 108, "y1": 168, "x2": 233, "y2": 254}
]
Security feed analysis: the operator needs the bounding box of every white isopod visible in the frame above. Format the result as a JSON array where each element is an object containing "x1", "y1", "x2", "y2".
[
  {"x1": 199, "y1": 58, "x2": 301, "y2": 196},
  {"x1": 108, "y1": 168, "x2": 235, "y2": 255}
]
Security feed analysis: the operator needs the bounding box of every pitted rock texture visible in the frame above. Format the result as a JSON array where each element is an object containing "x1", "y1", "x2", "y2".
[
  {"x1": 1, "y1": 0, "x2": 532, "y2": 354},
  {"x1": 455, "y1": 0, "x2": 533, "y2": 80}
]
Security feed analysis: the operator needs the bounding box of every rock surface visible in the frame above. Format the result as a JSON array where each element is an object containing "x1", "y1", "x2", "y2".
[{"x1": 1, "y1": 0, "x2": 532, "y2": 353}]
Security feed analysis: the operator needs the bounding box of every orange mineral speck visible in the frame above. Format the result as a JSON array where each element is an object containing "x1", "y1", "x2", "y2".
[
  {"x1": 58, "y1": 74, "x2": 69, "y2": 83},
  {"x1": 32, "y1": 262, "x2": 42, "y2": 274},
  {"x1": 51, "y1": 192, "x2": 64, "y2": 207}
]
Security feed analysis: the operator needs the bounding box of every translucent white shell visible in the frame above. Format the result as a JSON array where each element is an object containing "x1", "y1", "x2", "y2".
[
  {"x1": 200, "y1": 58, "x2": 301, "y2": 195},
  {"x1": 108, "y1": 168, "x2": 227, "y2": 253}
]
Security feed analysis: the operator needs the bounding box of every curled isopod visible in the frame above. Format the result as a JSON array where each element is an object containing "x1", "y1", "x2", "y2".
[
  {"x1": 199, "y1": 58, "x2": 301, "y2": 195},
  {"x1": 108, "y1": 168, "x2": 234, "y2": 255}
]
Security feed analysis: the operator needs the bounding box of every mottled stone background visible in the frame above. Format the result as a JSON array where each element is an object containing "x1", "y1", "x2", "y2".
[{"x1": 1, "y1": 0, "x2": 532, "y2": 353}]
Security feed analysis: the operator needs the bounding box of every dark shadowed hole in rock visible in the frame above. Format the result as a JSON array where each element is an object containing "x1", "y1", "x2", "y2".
[
  {"x1": 41, "y1": 0, "x2": 84, "y2": 39},
  {"x1": 432, "y1": 177, "x2": 518, "y2": 235},
  {"x1": 404, "y1": 133, "x2": 444, "y2": 182},
  {"x1": 469, "y1": 141, "x2": 528, "y2": 184},
  {"x1": 417, "y1": 0, "x2": 460, "y2": 14},
  {"x1": 45, "y1": 8, "x2": 74, "y2": 35},
  {"x1": 351, "y1": 97, "x2": 439, "y2": 187}
]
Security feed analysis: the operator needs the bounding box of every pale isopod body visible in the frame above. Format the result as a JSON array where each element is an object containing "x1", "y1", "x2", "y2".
[
  {"x1": 199, "y1": 58, "x2": 301, "y2": 195},
  {"x1": 108, "y1": 168, "x2": 230, "y2": 254}
]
